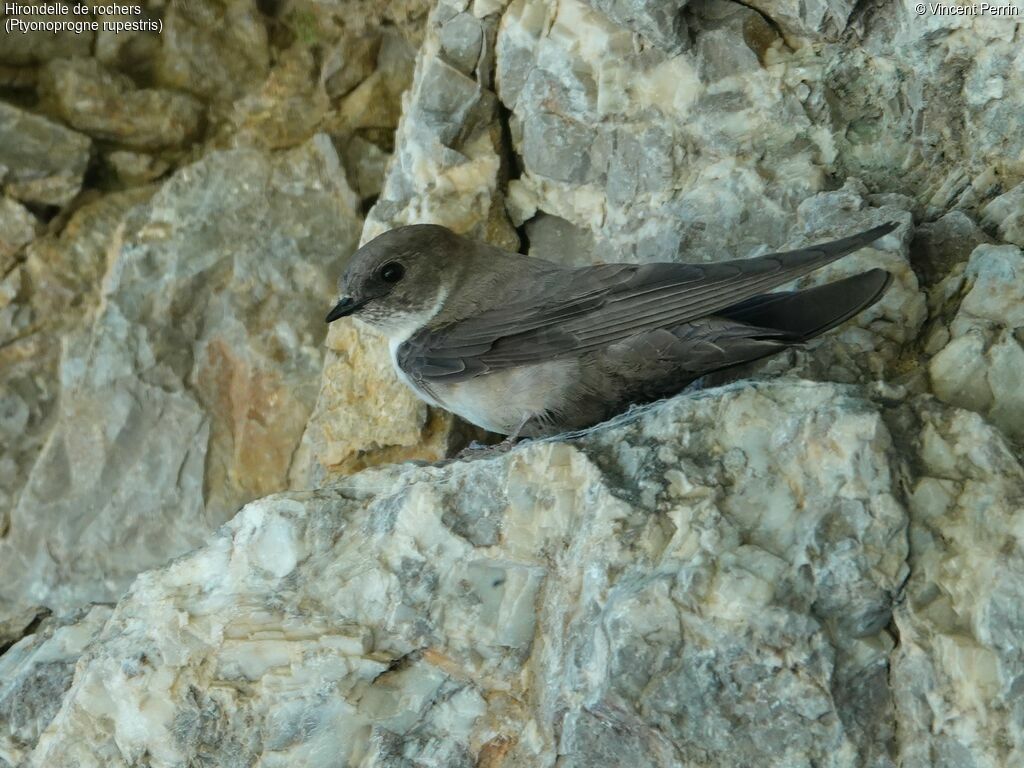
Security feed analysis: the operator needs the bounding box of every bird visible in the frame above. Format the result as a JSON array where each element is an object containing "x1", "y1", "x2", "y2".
[{"x1": 325, "y1": 221, "x2": 897, "y2": 439}]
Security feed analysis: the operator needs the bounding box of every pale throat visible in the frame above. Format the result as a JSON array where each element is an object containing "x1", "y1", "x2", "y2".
[{"x1": 353, "y1": 284, "x2": 448, "y2": 364}]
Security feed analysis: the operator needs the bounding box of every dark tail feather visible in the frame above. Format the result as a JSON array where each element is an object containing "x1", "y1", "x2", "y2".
[{"x1": 718, "y1": 268, "x2": 893, "y2": 342}]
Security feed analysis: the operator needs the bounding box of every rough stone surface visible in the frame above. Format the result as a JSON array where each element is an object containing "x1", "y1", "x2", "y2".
[
  {"x1": 26, "y1": 381, "x2": 913, "y2": 767},
  {"x1": 0, "y1": 188, "x2": 154, "y2": 561},
  {"x1": 39, "y1": 58, "x2": 205, "y2": 151},
  {"x1": 0, "y1": 197, "x2": 37, "y2": 269},
  {"x1": 928, "y1": 244, "x2": 1024, "y2": 440},
  {"x1": 0, "y1": 103, "x2": 91, "y2": 207},
  {"x1": 153, "y1": 0, "x2": 271, "y2": 104},
  {"x1": 585, "y1": 0, "x2": 691, "y2": 53},
  {"x1": 893, "y1": 401, "x2": 1024, "y2": 768},
  {"x1": 981, "y1": 181, "x2": 1024, "y2": 248},
  {"x1": 0, "y1": 136, "x2": 361, "y2": 617},
  {"x1": 0, "y1": 606, "x2": 111, "y2": 767},
  {"x1": 0, "y1": 8, "x2": 94, "y2": 66}
]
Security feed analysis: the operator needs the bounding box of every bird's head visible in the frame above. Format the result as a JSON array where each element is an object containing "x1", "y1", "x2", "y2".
[{"x1": 325, "y1": 224, "x2": 461, "y2": 337}]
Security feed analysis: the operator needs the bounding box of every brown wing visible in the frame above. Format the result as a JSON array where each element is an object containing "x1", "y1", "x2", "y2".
[{"x1": 397, "y1": 222, "x2": 897, "y2": 383}]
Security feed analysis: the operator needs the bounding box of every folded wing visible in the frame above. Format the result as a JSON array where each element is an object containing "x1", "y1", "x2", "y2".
[{"x1": 398, "y1": 222, "x2": 898, "y2": 383}]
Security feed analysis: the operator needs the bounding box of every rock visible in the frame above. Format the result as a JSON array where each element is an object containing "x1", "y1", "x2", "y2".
[
  {"x1": 894, "y1": 400, "x2": 1024, "y2": 768},
  {"x1": 23, "y1": 380, "x2": 911, "y2": 767},
  {"x1": 0, "y1": 197, "x2": 37, "y2": 271},
  {"x1": 911, "y1": 210, "x2": 992, "y2": 286},
  {"x1": 0, "y1": 188, "x2": 154, "y2": 562},
  {"x1": 981, "y1": 181, "x2": 1024, "y2": 247},
  {"x1": 104, "y1": 150, "x2": 172, "y2": 187},
  {"x1": 0, "y1": 7, "x2": 94, "y2": 66},
  {"x1": 584, "y1": 0, "x2": 691, "y2": 54},
  {"x1": 928, "y1": 244, "x2": 1024, "y2": 440},
  {"x1": 225, "y1": 44, "x2": 328, "y2": 150},
  {"x1": 0, "y1": 136, "x2": 361, "y2": 618},
  {"x1": 38, "y1": 58, "x2": 205, "y2": 151},
  {"x1": 523, "y1": 211, "x2": 614, "y2": 266},
  {"x1": 0, "y1": 103, "x2": 91, "y2": 208},
  {"x1": 742, "y1": 0, "x2": 856, "y2": 43},
  {"x1": 499, "y1": 0, "x2": 1024, "y2": 265},
  {"x1": 340, "y1": 135, "x2": 390, "y2": 202},
  {"x1": 154, "y1": 0, "x2": 270, "y2": 103},
  {"x1": 330, "y1": 27, "x2": 418, "y2": 140},
  {"x1": 323, "y1": 32, "x2": 382, "y2": 101},
  {"x1": 0, "y1": 606, "x2": 111, "y2": 767},
  {"x1": 438, "y1": 11, "x2": 484, "y2": 75},
  {"x1": 694, "y1": 2, "x2": 778, "y2": 81}
]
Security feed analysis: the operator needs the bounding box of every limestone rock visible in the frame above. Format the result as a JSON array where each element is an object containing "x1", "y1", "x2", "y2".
[
  {"x1": 498, "y1": 0, "x2": 1024, "y2": 264},
  {"x1": 928, "y1": 244, "x2": 1024, "y2": 440},
  {"x1": 25, "y1": 380, "x2": 911, "y2": 767},
  {"x1": 154, "y1": 0, "x2": 270, "y2": 103},
  {"x1": 225, "y1": 44, "x2": 328, "y2": 150},
  {"x1": 38, "y1": 58, "x2": 205, "y2": 151},
  {"x1": 584, "y1": 0, "x2": 691, "y2": 53},
  {"x1": 893, "y1": 400, "x2": 1024, "y2": 768},
  {"x1": 0, "y1": 103, "x2": 91, "y2": 207},
  {"x1": 0, "y1": 197, "x2": 37, "y2": 271},
  {"x1": 104, "y1": 150, "x2": 172, "y2": 187},
  {"x1": 0, "y1": 606, "x2": 111, "y2": 767},
  {"x1": 742, "y1": 0, "x2": 856, "y2": 43},
  {"x1": 0, "y1": 136, "x2": 361, "y2": 618},
  {"x1": 0, "y1": 7, "x2": 94, "y2": 66},
  {"x1": 981, "y1": 181, "x2": 1024, "y2": 247},
  {"x1": 911, "y1": 210, "x2": 993, "y2": 287},
  {"x1": 0, "y1": 188, "x2": 154, "y2": 564}
]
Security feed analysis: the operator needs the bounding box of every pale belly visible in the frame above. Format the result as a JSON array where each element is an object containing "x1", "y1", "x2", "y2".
[{"x1": 391, "y1": 347, "x2": 579, "y2": 435}]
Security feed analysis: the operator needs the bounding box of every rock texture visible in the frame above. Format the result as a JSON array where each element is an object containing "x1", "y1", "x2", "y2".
[
  {"x1": 1, "y1": 0, "x2": 1024, "y2": 764},
  {"x1": 12, "y1": 381, "x2": 1023, "y2": 767},
  {"x1": 0, "y1": 103, "x2": 91, "y2": 207},
  {"x1": 0, "y1": 136, "x2": 361, "y2": 618}
]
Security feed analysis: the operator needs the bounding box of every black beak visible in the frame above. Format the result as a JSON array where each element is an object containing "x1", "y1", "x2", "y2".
[{"x1": 325, "y1": 296, "x2": 368, "y2": 323}]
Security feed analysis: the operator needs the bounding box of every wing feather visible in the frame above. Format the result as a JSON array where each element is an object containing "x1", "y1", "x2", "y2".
[{"x1": 398, "y1": 222, "x2": 897, "y2": 383}]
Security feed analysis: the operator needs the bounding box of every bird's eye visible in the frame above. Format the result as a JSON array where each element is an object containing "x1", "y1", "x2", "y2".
[{"x1": 379, "y1": 262, "x2": 405, "y2": 283}]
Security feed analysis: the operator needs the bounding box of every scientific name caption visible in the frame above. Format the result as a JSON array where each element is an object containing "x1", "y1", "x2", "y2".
[{"x1": 4, "y1": 3, "x2": 161, "y2": 34}]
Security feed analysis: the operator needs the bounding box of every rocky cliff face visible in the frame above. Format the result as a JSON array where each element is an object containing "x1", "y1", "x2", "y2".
[{"x1": 1, "y1": 1, "x2": 1022, "y2": 766}]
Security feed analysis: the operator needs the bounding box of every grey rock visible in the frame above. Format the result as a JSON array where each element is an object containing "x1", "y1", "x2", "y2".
[
  {"x1": 154, "y1": 0, "x2": 270, "y2": 102},
  {"x1": 0, "y1": 8, "x2": 94, "y2": 66},
  {"x1": 928, "y1": 244, "x2": 1024, "y2": 440},
  {"x1": 523, "y1": 112, "x2": 601, "y2": 183},
  {"x1": 894, "y1": 400, "x2": 1024, "y2": 767},
  {"x1": 39, "y1": 58, "x2": 205, "y2": 151},
  {"x1": 524, "y1": 212, "x2": 614, "y2": 266},
  {"x1": 104, "y1": 151, "x2": 172, "y2": 187},
  {"x1": 22, "y1": 380, "x2": 912, "y2": 767},
  {"x1": 0, "y1": 197, "x2": 36, "y2": 270},
  {"x1": 0, "y1": 103, "x2": 91, "y2": 208},
  {"x1": 0, "y1": 606, "x2": 111, "y2": 767},
  {"x1": 0, "y1": 136, "x2": 361, "y2": 617},
  {"x1": 0, "y1": 188, "x2": 154, "y2": 564},
  {"x1": 981, "y1": 181, "x2": 1024, "y2": 247},
  {"x1": 585, "y1": 0, "x2": 691, "y2": 54},
  {"x1": 911, "y1": 210, "x2": 993, "y2": 286},
  {"x1": 742, "y1": 0, "x2": 857, "y2": 42},
  {"x1": 607, "y1": 125, "x2": 675, "y2": 206},
  {"x1": 439, "y1": 12, "x2": 484, "y2": 75}
]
